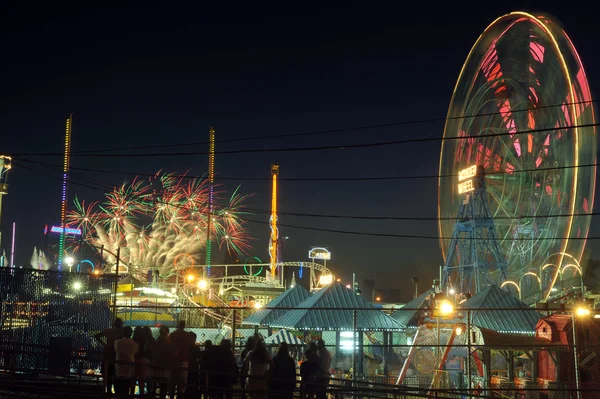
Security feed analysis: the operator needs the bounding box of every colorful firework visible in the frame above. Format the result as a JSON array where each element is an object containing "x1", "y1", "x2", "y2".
[{"x1": 67, "y1": 172, "x2": 253, "y2": 275}]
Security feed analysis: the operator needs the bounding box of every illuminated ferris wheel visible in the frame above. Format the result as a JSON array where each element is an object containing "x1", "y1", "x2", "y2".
[{"x1": 438, "y1": 12, "x2": 596, "y2": 290}]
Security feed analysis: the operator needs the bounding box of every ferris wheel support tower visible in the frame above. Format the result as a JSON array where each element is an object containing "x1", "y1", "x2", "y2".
[
  {"x1": 441, "y1": 165, "x2": 507, "y2": 295},
  {"x1": 0, "y1": 155, "x2": 11, "y2": 267}
]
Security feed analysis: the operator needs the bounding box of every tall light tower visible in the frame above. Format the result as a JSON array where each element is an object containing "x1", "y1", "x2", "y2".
[
  {"x1": 58, "y1": 114, "x2": 72, "y2": 271},
  {"x1": 0, "y1": 155, "x2": 11, "y2": 267},
  {"x1": 269, "y1": 163, "x2": 280, "y2": 278},
  {"x1": 205, "y1": 126, "x2": 215, "y2": 277}
]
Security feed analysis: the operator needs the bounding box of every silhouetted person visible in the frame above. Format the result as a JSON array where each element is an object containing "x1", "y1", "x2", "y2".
[
  {"x1": 244, "y1": 340, "x2": 272, "y2": 399},
  {"x1": 133, "y1": 326, "x2": 154, "y2": 397},
  {"x1": 169, "y1": 320, "x2": 194, "y2": 395},
  {"x1": 300, "y1": 344, "x2": 320, "y2": 399},
  {"x1": 269, "y1": 342, "x2": 296, "y2": 399},
  {"x1": 151, "y1": 325, "x2": 175, "y2": 399},
  {"x1": 199, "y1": 340, "x2": 214, "y2": 397},
  {"x1": 95, "y1": 317, "x2": 124, "y2": 394},
  {"x1": 241, "y1": 336, "x2": 258, "y2": 398},
  {"x1": 214, "y1": 339, "x2": 238, "y2": 399},
  {"x1": 114, "y1": 326, "x2": 139, "y2": 398},
  {"x1": 316, "y1": 339, "x2": 332, "y2": 399},
  {"x1": 186, "y1": 332, "x2": 202, "y2": 399}
]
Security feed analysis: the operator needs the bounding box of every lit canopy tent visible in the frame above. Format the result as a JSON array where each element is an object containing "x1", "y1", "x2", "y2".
[
  {"x1": 391, "y1": 289, "x2": 433, "y2": 329},
  {"x1": 460, "y1": 284, "x2": 541, "y2": 335},
  {"x1": 269, "y1": 283, "x2": 403, "y2": 331},
  {"x1": 117, "y1": 275, "x2": 146, "y2": 292},
  {"x1": 265, "y1": 329, "x2": 305, "y2": 345},
  {"x1": 243, "y1": 284, "x2": 311, "y2": 326}
]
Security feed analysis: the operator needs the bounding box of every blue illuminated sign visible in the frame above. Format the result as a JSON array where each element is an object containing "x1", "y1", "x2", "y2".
[{"x1": 49, "y1": 226, "x2": 82, "y2": 235}]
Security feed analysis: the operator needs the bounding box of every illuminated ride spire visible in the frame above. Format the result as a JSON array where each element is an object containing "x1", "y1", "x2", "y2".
[
  {"x1": 0, "y1": 155, "x2": 11, "y2": 267},
  {"x1": 58, "y1": 114, "x2": 72, "y2": 271},
  {"x1": 205, "y1": 126, "x2": 215, "y2": 277},
  {"x1": 441, "y1": 165, "x2": 507, "y2": 295},
  {"x1": 269, "y1": 163, "x2": 280, "y2": 278}
]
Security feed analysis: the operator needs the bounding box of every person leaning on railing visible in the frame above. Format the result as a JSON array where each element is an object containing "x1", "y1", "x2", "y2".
[
  {"x1": 114, "y1": 326, "x2": 139, "y2": 398},
  {"x1": 150, "y1": 325, "x2": 175, "y2": 399},
  {"x1": 269, "y1": 342, "x2": 297, "y2": 399},
  {"x1": 94, "y1": 317, "x2": 124, "y2": 395},
  {"x1": 243, "y1": 339, "x2": 272, "y2": 399}
]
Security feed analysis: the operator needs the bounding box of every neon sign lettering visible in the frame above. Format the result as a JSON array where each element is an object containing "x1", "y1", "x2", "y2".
[
  {"x1": 458, "y1": 165, "x2": 477, "y2": 182},
  {"x1": 50, "y1": 226, "x2": 82, "y2": 235},
  {"x1": 458, "y1": 180, "x2": 475, "y2": 194}
]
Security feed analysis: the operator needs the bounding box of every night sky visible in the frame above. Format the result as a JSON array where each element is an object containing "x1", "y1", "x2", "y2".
[{"x1": 1, "y1": 1, "x2": 598, "y2": 302}]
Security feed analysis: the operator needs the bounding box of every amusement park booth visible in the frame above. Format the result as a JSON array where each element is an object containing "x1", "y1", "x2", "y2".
[
  {"x1": 396, "y1": 284, "x2": 543, "y2": 393},
  {"x1": 535, "y1": 313, "x2": 600, "y2": 396},
  {"x1": 268, "y1": 283, "x2": 404, "y2": 376},
  {"x1": 243, "y1": 284, "x2": 311, "y2": 337}
]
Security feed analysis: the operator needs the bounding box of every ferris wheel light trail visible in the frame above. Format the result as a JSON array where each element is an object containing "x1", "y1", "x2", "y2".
[
  {"x1": 58, "y1": 114, "x2": 72, "y2": 271},
  {"x1": 269, "y1": 163, "x2": 279, "y2": 278},
  {"x1": 438, "y1": 11, "x2": 596, "y2": 299}
]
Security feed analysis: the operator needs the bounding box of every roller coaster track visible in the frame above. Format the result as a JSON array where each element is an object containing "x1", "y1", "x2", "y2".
[{"x1": 179, "y1": 290, "x2": 229, "y2": 323}]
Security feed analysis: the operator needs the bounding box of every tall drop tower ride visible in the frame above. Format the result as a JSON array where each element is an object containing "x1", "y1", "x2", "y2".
[
  {"x1": 0, "y1": 155, "x2": 11, "y2": 267},
  {"x1": 269, "y1": 163, "x2": 280, "y2": 278}
]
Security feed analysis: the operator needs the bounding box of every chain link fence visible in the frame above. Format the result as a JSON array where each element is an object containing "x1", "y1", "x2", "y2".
[{"x1": 1, "y1": 269, "x2": 600, "y2": 398}]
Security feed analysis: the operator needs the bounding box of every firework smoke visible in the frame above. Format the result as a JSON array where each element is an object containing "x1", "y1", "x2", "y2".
[{"x1": 68, "y1": 172, "x2": 252, "y2": 275}]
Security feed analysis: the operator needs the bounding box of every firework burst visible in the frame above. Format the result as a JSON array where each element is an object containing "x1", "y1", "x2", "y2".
[{"x1": 67, "y1": 172, "x2": 253, "y2": 275}]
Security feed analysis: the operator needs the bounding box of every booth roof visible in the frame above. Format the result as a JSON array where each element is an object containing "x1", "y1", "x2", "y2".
[
  {"x1": 242, "y1": 284, "x2": 311, "y2": 326},
  {"x1": 269, "y1": 283, "x2": 403, "y2": 331}
]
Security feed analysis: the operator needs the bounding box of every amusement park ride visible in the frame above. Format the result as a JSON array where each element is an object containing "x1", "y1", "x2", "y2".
[
  {"x1": 0, "y1": 155, "x2": 11, "y2": 267},
  {"x1": 438, "y1": 11, "x2": 596, "y2": 304}
]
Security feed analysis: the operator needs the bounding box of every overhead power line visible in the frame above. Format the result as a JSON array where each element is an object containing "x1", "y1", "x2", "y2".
[
  {"x1": 241, "y1": 217, "x2": 599, "y2": 241},
  {"x1": 15, "y1": 161, "x2": 600, "y2": 241},
  {"x1": 12, "y1": 122, "x2": 600, "y2": 158},
  {"x1": 15, "y1": 158, "x2": 600, "y2": 182},
  {"x1": 13, "y1": 99, "x2": 598, "y2": 156},
  {"x1": 244, "y1": 207, "x2": 599, "y2": 222}
]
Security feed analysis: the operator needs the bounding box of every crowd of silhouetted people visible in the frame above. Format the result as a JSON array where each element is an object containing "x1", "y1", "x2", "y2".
[{"x1": 94, "y1": 318, "x2": 333, "y2": 399}]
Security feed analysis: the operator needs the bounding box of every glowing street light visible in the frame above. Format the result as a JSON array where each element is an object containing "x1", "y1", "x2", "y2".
[
  {"x1": 448, "y1": 288, "x2": 456, "y2": 295},
  {"x1": 455, "y1": 326, "x2": 463, "y2": 336},
  {"x1": 65, "y1": 256, "x2": 75, "y2": 273},
  {"x1": 576, "y1": 306, "x2": 591, "y2": 317},
  {"x1": 573, "y1": 304, "x2": 591, "y2": 399},
  {"x1": 198, "y1": 279, "x2": 208, "y2": 290},
  {"x1": 254, "y1": 302, "x2": 263, "y2": 309},
  {"x1": 439, "y1": 300, "x2": 454, "y2": 316},
  {"x1": 73, "y1": 281, "x2": 82, "y2": 290},
  {"x1": 186, "y1": 274, "x2": 195, "y2": 283}
]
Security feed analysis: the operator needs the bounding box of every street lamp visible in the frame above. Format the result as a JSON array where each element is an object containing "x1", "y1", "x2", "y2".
[
  {"x1": 65, "y1": 256, "x2": 75, "y2": 273},
  {"x1": 573, "y1": 305, "x2": 591, "y2": 399},
  {"x1": 73, "y1": 281, "x2": 82, "y2": 290},
  {"x1": 186, "y1": 274, "x2": 195, "y2": 283},
  {"x1": 198, "y1": 279, "x2": 208, "y2": 290},
  {"x1": 439, "y1": 300, "x2": 454, "y2": 316},
  {"x1": 433, "y1": 297, "x2": 455, "y2": 390}
]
